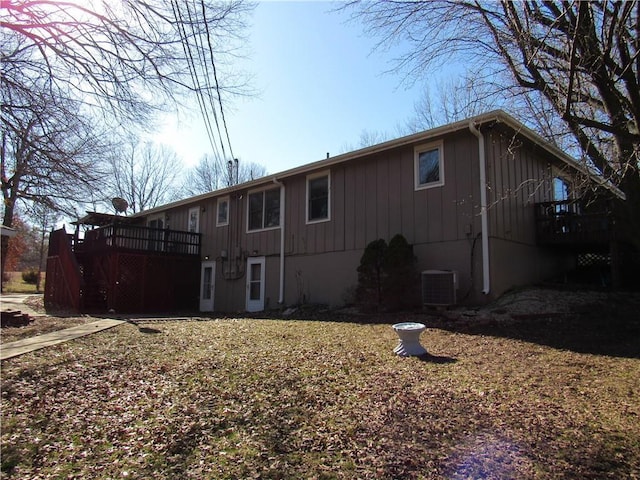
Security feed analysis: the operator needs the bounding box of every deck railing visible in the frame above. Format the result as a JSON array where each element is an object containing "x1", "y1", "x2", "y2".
[
  {"x1": 535, "y1": 200, "x2": 616, "y2": 245},
  {"x1": 77, "y1": 224, "x2": 201, "y2": 256},
  {"x1": 44, "y1": 229, "x2": 84, "y2": 310}
]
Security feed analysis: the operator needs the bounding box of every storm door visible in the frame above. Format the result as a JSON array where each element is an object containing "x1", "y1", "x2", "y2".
[
  {"x1": 246, "y1": 256, "x2": 265, "y2": 312},
  {"x1": 200, "y1": 261, "x2": 215, "y2": 311}
]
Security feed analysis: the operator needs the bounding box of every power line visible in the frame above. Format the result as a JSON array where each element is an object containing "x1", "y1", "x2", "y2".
[
  {"x1": 185, "y1": 0, "x2": 228, "y2": 160},
  {"x1": 170, "y1": 0, "x2": 225, "y2": 162},
  {"x1": 171, "y1": 0, "x2": 220, "y2": 160},
  {"x1": 200, "y1": 0, "x2": 235, "y2": 160}
]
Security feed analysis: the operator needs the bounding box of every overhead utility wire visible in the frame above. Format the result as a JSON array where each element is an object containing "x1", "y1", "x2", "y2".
[
  {"x1": 179, "y1": 0, "x2": 223, "y2": 161},
  {"x1": 172, "y1": 1, "x2": 220, "y2": 161},
  {"x1": 170, "y1": 0, "x2": 223, "y2": 161},
  {"x1": 186, "y1": 0, "x2": 228, "y2": 160},
  {"x1": 200, "y1": 0, "x2": 235, "y2": 161}
]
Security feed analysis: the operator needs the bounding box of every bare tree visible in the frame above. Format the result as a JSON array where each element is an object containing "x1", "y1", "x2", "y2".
[
  {"x1": 182, "y1": 155, "x2": 267, "y2": 196},
  {"x1": 1, "y1": 0, "x2": 254, "y2": 217},
  {"x1": 182, "y1": 155, "x2": 226, "y2": 196},
  {"x1": 340, "y1": 128, "x2": 407, "y2": 153},
  {"x1": 407, "y1": 72, "x2": 503, "y2": 131},
  {"x1": 1, "y1": 94, "x2": 108, "y2": 219},
  {"x1": 108, "y1": 141, "x2": 183, "y2": 214},
  {"x1": 346, "y1": 0, "x2": 640, "y2": 245},
  {"x1": 2, "y1": 0, "x2": 254, "y2": 126},
  {"x1": 237, "y1": 160, "x2": 268, "y2": 185},
  {"x1": 1, "y1": 72, "x2": 109, "y2": 281},
  {"x1": 23, "y1": 199, "x2": 59, "y2": 292},
  {"x1": 2, "y1": 0, "x2": 254, "y2": 272}
]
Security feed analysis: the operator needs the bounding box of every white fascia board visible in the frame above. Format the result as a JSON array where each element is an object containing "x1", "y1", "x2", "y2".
[{"x1": 132, "y1": 109, "x2": 623, "y2": 219}]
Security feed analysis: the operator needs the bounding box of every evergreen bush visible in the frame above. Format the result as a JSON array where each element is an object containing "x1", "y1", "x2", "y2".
[
  {"x1": 356, "y1": 238, "x2": 387, "y2": 311},
  {"x1": 21, "y1": 268, "x2": 39, "y2": 285},
  {"x1": 356, "y1": 234, "x2": 418, "y2": 312},
  {"x1": 384, "y1": 234, "x2": 418, "y2": 311}
]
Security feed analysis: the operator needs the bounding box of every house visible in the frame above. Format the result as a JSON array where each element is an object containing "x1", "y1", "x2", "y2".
[
  {"x1": 45, "y1": 110, "x2": 628, "y2": 314},
  {"x1": 1, "y1": 225, "x2": 18, "y2": 238}
]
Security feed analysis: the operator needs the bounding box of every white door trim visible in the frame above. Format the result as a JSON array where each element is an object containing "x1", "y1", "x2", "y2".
[
  {"x1": 246, "y1": 256, "x2": 266, "y2": 312},
  {"x1": 200, "y1": 260, "x2": 215, "y2": 312}
]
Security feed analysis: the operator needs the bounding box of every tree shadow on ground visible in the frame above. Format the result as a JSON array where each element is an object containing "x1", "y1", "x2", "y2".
[{"x1": 433, "y1": 303, "x2": 640, "y2": 359}]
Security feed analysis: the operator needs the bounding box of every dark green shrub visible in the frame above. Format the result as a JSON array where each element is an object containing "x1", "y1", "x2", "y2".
[
  {"x1": 356, "y1": 239, "x2": 388, "y2": 311},
  {"x1": 383, "y1": 234, "x2": 418, "y2": 311},
  {"x1": 356, "y1": 234, "x2": 418, "y2": 312},
  {"x1": 21, "y1": 268, "x2": 39, "y2": 285}
]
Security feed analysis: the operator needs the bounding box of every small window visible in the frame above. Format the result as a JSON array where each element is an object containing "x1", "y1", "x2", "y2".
[
  {"x1": 217, "y1": 196, "x2": 229, "y2": 226},
  {"x1": 248, "y1": 187, "x2": 280, "y2": 231},
  {"x1": 306, "y1": 171, "x2": 330, "y2": 223},
  {"x1": 553, "y1": 177, "x2": 569, "y2": 201},
  {"x1": 147, "y1": 215, "x2": 164, "y2": 230},
  {"x1": 414, "y1": 141, "x2": 444, "y2": 190},
  {"x1": 553, "y1": 177, "x2": 571, "y2": 214}
]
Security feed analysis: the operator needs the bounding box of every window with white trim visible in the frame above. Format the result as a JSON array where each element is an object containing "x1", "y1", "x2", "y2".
[
  {"x1": 414, "y1": 141, "x2": 444, "y2": 190},
  {"x1": 217, "y1": 196, "x2": 229, "y2": 226},
  {"x1": 248, "y1": 187, "x2": 280, "y2": 231},
  {"x1": 306, "y1": 171, "x2": 330, "y2": 223}
]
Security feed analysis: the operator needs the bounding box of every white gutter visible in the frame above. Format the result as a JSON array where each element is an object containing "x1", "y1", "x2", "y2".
[
  {"x1": 469, "y1": 122, "x2": 491, "y2": 295},
  {"x1": 132, "y1": 109, "x2": 623, "y2": 220},
  {"x1": 273, "y1": 178, "x2": 285, "y2": 304}
]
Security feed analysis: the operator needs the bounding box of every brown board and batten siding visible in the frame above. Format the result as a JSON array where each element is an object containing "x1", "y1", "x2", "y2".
[
  {"x1": 486, "y1": 125, "x2": 556, "y2": 244},
  {"x1": 288, "y1": 132, "x2": 481, "y2": 252},
  {"x1": 485, "y1": 125, "x2": 575, "y2": 296},
  {"x1": 129, "y1": 110, "x2": 590, "y2": 311},
  {"x1": 279, "y1": 129, "x2": 487, "y2": 306},
  {"x1": 281, "y1": 124, "x2": 571, "y2": 307}
]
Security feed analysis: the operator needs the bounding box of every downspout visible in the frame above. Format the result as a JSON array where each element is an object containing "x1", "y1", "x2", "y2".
[
  {"x1": 469, "y1": 122, "x2": 491, "y2": 295},
  {"x1": 273, "y1": 178, "x2": 285, "y2": 304}
]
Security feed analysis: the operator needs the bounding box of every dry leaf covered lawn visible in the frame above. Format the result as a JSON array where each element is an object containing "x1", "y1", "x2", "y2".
[
  {"x1": 1, "y1": 316, "x2": 96, "y2": 344},
  {"x1": 1, "y1": 314, "x2": 639, "y2": 479}
]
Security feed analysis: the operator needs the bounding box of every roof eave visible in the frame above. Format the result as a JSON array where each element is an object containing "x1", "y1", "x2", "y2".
[
  {"x1": 132, "y1": 109, "x2": 624, "y2": 217},
  {"x1": 132, "y1": 110, "x2": 509, "y2": 218}
]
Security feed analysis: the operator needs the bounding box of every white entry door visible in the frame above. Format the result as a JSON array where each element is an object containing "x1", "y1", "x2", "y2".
[
  {"x1": 246, "y1": 257, "x2": 265, "y2": 312},
  {"x1": 200, "y1": 261, "x2": 215, "y2": 311}
]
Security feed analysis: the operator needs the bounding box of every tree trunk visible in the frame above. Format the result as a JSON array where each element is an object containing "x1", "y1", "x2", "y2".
[
  {"x1": 0, "y1": 198, "x2": 16, "y2": 293},
  {"x1": 0, "y1": 235, "x2": 8, "y2": 293}
]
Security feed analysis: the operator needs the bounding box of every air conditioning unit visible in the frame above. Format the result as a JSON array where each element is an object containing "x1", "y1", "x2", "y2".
[{"x1": 421, "y1": 270, "x2": 458, "y2": 307}]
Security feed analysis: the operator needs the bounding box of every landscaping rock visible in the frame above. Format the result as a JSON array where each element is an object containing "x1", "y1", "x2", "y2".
[{"x1": 1, "y1": 310, "x2": 33, "y2": 328}]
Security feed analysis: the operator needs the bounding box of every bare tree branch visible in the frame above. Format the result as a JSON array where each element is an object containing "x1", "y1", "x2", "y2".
[{"x1": 344, "y1": 0, "x2": 640, "y2": 245}]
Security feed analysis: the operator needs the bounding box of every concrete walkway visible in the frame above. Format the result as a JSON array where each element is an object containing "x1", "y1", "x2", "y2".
[
  {"x1": 1, "y1": 293, "x2": 44, "y2": 318},
  {"x1": 1, "y1": 318, "x2": 125, "y2": 360},
  {"x1": 2, "y1": 293, "x2": 126, "y2": 360}
]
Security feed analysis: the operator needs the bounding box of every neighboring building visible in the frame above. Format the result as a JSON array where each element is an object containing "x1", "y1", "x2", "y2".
[
  {"x1": 1, "y1": 225, "x2": 18, "y2": 238},
  {"x1": 45, "y1": 110, "x2": 627, "y2": 314}
]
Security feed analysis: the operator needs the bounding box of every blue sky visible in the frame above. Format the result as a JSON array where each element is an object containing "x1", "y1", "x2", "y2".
[{"x1": 157, "y1": 1, "x2": 429, "y2": 174}]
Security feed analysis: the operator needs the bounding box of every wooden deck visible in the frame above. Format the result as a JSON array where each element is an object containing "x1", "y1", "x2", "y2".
[
  {"x1": 535, "y1": 200, "x2": 617, "y2": 247},
  {"x1": 76, "y1": 224, "x2": 201, "y2": 257},
  {"x1": 45, "y1": 225, "x2": 201, "y2": 313}
]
